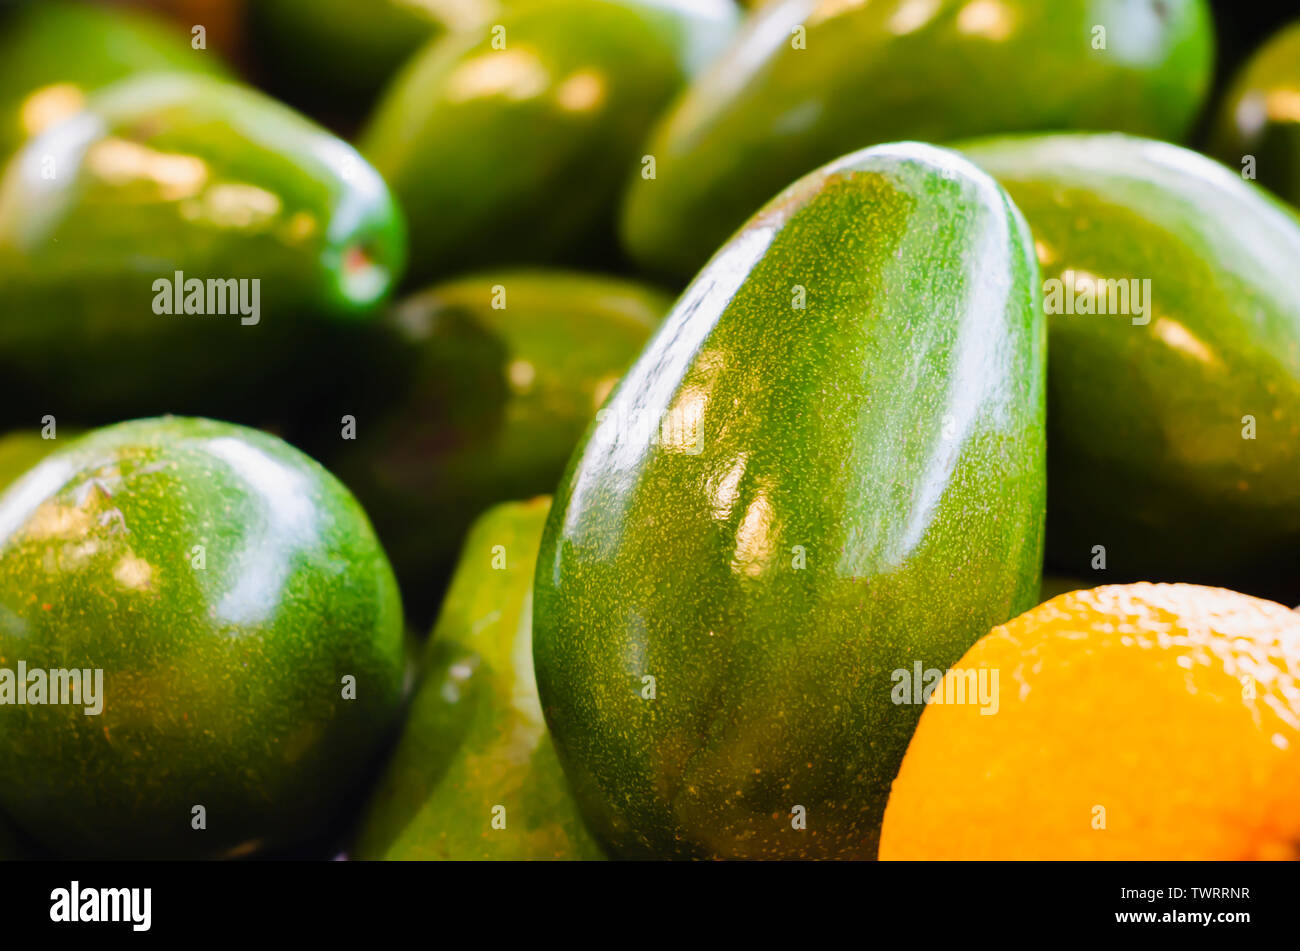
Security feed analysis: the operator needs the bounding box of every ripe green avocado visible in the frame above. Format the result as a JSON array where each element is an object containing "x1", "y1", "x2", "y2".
[
  {"x1": 360, "y1": 0, "x2": 739, "y2": 284},
  {"x1": 534, "y1": 143, "x2": 1046, "y2": 859},
  {"x1": 963, "y1": 134, "x2": 1300, "y2": 592},
  {"x1": 0, "y1": 0, "x2": 226, "y2": 161},
  {"x1": 0, "y1": 73, "x2": 405, "y2": 425},
  {"x1": 354, "y1": 497, "x2": 604, "y2": 860},
  {"x1": 622, "y1": 0, "x2": 1214, "y2": 278},
  {"x1": 248, "y1": 0, "x2": 506, "y2": 117},
  {"x1": 0, "y1": 417, "x2": 406, "y2": 858},
  {"x1": 321, "y1": 269, "x2": 669, "y2": 623},
  {"x1": 1211, "y1": 21, "x2": 1300, "y2": 208}
]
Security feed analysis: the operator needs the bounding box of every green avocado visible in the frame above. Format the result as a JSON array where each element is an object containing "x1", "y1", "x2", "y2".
[
  {"x1": 248, "y1": 0, "x2": 507, "y2": 118},
  {"x1": 622, "y1": 0, "x2": 1214, "y2": 278},
  {"x1": 354, "y1": 497, "x2": 605, "y2": 860},
  {"x1": 0, "y1": 0, "x2": 226, "y2": 161},
  {"x1": 963, "y1": 134, "x2": 1300, "y2": 593},
  {"x1": 0, "y1": 417, "x2": 406, "y2": 859},
  {"x1": 0, "y1": 73, "x2": 405, "y2": 425},
  {"x1": 1211, "y1": 21, "x2": 1300, "y2": 208},
  {"x1": 533, "y1": 143, "x2": 1046, "y2": 859},
  {"x1": 360, "y1": 0, "x2": 740, "y2": 284},
  {"x1": 320, "y1": 269, "x2": 670, "y2": 623}
]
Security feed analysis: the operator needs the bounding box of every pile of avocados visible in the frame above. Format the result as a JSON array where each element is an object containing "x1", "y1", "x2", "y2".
[{"x1": 0, "y1": 0, "x2": 1298, "y2": 861}]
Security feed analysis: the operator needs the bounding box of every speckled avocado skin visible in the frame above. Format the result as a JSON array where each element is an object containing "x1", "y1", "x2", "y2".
[
  {"x1": 324, "y1": 269, "x2": 670, "y2": 623},
  {"x1": 622, "y1": 0, "x2": 1214, "y2": 278},
  {"x1": 963, "y1": 134, "x2": 1300, "y2": 593},
  {"x1": 0, "y1": 417, "x2": 406, "y2": 859},
  {"x1": 360, "y1": 0, "x2": 740, "y2": 284},
  {"x1": 0, "y1": 0, "x2": 227, "y2": 160},
  {"x1": 0, "y1": 73, "x2": 405, "y2": 424},
  {"x1": 1211, "y1": 21, "x2": 1300, "y2": 209},
  {"x1": 534, "y1": 143, "x2": 1046, "y2": 859},
  {"x1": 354, "y1": 497, "x2": 604, "y2": 860}
]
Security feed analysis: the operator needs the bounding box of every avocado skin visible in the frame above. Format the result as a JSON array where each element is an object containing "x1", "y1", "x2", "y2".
[
  {"x1": 360, "y1": 0, "x2": 739, "y2": 285},
  {"x1": 622, "y1": 0, "x2": 1214, "y2": 279},
  {"x1": 353, "y1": 497, "x2": 605, "y2": 860},
  {"x1": 1211, "y1": 21, "x2": 1300, "y2": 208},
  {"x1": 0, "y1": 0, "x2": 226, "y2": 161},
  {"x1": 0, "y1": 417, "x2": 406, "y2": 859},
  {"x1": 248, "y1": 0, "x2": 504, "y2": 119},
  {"x1": 534, "y1": 143, "x2": 1046, "y2": 859},
  {"x1": 964, "y1": 133, "x2": 1300, "y2": 594},
  {"x1": 321, "y1": 269, "x2": 669, "y2": 625},
  {"x1": 0, "y1": 73, "x2": 406, "y2": 426}
]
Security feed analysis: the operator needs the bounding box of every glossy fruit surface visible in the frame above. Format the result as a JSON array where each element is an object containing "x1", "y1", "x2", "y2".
[
  {"x1": 534, "y1": 143, "x2": 1046, "y2": 859},
  {"x1": 361, "y1": 0, "x2": 739, "y2": 283},
  {"x1": 0, "y1": 0, "x2": 226, "y2": 160},
  {"x1": 0, "y1": 72, "x2": 405, "y2": 424},
  {"x1": 964, "y1": 133, "x2": 1300, "y2": 592},
  {"x1": 622, "y1": 0, "x2": 1214, "y2": 278},
  {"x1": 354, "y1": 497, "x2": 604, "y2": 860},
  {"x1": 0, "y1": 417, "x2": 406, "y2": 858},
  {"x1": 248, "y1": 0, "x2": 505, "y2": 115},
  {"x1": 324, "y1": 269, "x2": 668, "y2": 622},
  {"x1": 880, "y1": 583, "x2": 1300, "y2": 860},
  {"x1": 1211, "y1": 21, "x2": 1300, "y2": 208}
]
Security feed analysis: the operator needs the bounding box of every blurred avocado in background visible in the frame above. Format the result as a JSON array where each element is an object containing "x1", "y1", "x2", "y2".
[
  {"x1": 248, "y1": 0, "x2": 509, "y2": 123},
  {"x1": 622, "y1": 0, "x2": 1216, "y2": 280},
  {"x1": 315, "y1": 270, "x2": 669, "y2": 625},
  {"x1": 0, "y1": 0, "x2": 227, "y2": 161},
  {"x1": 0, "y1": 72, "x2": 406, "y2": 427},
  {"x1": 353, "y1": 497, "x2": 605, "y2": 861},
  {"x1": 0, "y1": 429, "x2": 79, "y2": 493},
  {"x1": 965, "y1": 133, "x2": 1300, "y2": 599},
  {"x1": 361, "y1": 0, "x2": 741, "y2": 285},
  {"x1": 1207, "y1": 0, "x2": 1296, "y2": 77},
  {"x1": 1211, "y1": 20, "x2": 1300, "y2": 209}
]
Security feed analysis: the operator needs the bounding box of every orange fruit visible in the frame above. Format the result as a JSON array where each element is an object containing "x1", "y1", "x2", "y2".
[{"x1": 879, "y1": 583, "x2": 1300, "y2": 860}]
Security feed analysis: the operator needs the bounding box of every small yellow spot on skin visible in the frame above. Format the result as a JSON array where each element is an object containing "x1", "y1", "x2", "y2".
[
  {"x1": 956, "y1": 0, "x2": 1016, "y2": 41},
  {"x1": 591, "y1": 375, "x2": 619, "y2": 410},
  {"x1": 1152, "y1": 318, "x2": 1217, "y2": 365},
  {"x1": 86, "y1": 139, "x2": 208, "y2": 200},
  {"x1": 113, "y1": 554, "x2": 154, "y2": 591},
  {"x1": 888, "y1": 0, "x2": 942, "y2": 35},
  {"x1": 1265, "y1": 87, "x2": 1300, "y2": 124},
  {"x1": 507, "y1": 359, "x2": 536, "y2": 392},
  {"x1": 444, "y1": 49, "x2": 549, "y2": 103},
  {"x1": 19, "y1": 83, "x2": 84, "y2": 136},
  {"x1": 284, "y1": 211, "x2": 317, "y2": 243},
  {"x1": 555, "y1": 69, "x2": 605, "y2": 112},
  {"x1": 198, "y1": 184, "x2": 283, "y2": 230},
  {"x1": 25, "y1": 503, "x2": 93, "y2": 542},
  {"x1": 809, "y1": 0, "x2": 867, "y2": 27}
]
